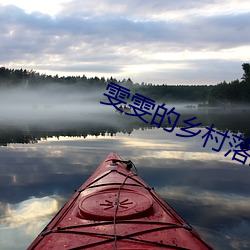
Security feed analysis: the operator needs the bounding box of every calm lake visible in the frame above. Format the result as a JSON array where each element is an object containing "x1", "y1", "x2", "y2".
[{"x1": 0, "y1": 104, "x2": 250, "y2": 249}]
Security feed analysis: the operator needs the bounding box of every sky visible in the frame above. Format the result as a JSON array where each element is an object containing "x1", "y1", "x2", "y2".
[{"x1": 0, "y1": 0, "x2": 250, "y2": 85}]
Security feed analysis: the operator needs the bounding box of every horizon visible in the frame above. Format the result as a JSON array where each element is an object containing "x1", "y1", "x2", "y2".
[{"x1": 0, "y1": 65, "x2": 245, "y2": 86}]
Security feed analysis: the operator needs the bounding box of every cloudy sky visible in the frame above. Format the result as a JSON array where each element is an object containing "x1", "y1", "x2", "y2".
[{"x1": 0, "y1": 0, "x2": 250, "y2": 85}]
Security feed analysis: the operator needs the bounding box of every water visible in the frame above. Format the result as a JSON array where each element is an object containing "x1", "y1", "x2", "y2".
[{"x1": 0, "y1": 108, "x2": 250, "y2": 249}]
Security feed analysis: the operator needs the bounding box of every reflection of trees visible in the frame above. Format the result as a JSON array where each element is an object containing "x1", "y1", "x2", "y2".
[
  {"x1": 0, "y1": 129, "x2": 38, "y2": 146},
  {"x1": 0, "y1": 109, "x2": 249, "y2": 146},
  {"x1": 197, "y1": 109, "x2": 250, "y2": 140}
]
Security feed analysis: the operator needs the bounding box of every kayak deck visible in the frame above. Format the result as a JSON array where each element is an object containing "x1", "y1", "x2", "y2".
[{"x1": 28, "y1": 152, "x2": 213, "y2": 249}]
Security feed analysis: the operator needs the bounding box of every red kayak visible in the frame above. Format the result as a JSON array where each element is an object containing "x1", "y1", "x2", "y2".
[{"x1": 28, "y1": 152, "x2": 213, "y2": 249}]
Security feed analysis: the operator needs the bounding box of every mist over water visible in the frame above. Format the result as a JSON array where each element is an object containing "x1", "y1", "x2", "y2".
[
  {"x1": 0, "y1": 85, "x2": 111, "y2": 125},
  {"x1": 0, "y1": 84, "x2": 250, "y2": 143},
  {"x1": 0, "y1": 85, "x2": 250, "y2": 249},
  {"x1": 0, "y1": 84, "x2": 202, "y2": 129}
]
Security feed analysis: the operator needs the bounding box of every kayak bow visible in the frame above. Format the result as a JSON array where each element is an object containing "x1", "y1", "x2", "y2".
[{"x1": 28, "y1": 152, "x2": 213, "y2": 249}]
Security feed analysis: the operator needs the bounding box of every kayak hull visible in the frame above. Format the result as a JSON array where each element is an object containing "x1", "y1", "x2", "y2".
[{"x1": 28, "y1": 152, "x2": 213, "y2": 249}]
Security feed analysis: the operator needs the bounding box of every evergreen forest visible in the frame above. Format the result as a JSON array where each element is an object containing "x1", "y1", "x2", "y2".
[{"x1": 0, "y1": 63, "x2": 249, "y2": 105}]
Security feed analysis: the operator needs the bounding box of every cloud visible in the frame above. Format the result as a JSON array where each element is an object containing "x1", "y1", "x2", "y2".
[
  {"x1": 0, "y1": 1, "x2": 250, "y2": 84},
  {"x1": 0, "y1": 196, "x2": 61, "y2": 250},
  {"x1": 58, "y1": 0, "x2": 245, "y2": 19},
  {"x1": 0, "y1": 196, "x2": 59, "y2": 228},
  {"x1": 3, "y1": 4, "x2": 249, "y2": 48}
]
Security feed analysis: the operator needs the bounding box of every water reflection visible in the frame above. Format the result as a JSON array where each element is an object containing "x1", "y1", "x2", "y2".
[
  {"x1": 0, "y1": 196, "x2": 62, "y2": 250},
  {"x1": 1, "y1": 196, "x2": 59, "y2": 228},
  {"x1": 0, "y1": 108, "x2": 250, "y2": 146},
  {"x1": 0, "y1": 125, "x2": 250, "y2": 249}
]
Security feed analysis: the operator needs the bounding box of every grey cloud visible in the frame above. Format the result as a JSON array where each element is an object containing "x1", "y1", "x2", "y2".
[
  {"x1": 185, "y1": 13, "x2": 250, "y2": 49},
  {"x1": 59, "y1": 0, "x2": 215, "y2": 18},
  {"x1": 0, "y1": 3, "x2": 249, "y2": 84},
  {"x1": 39, "y1": 64, "x2": 121, "y2": 73},
  {"x1": 133, "y1": 59, "x2": 244, "y2": 84},
  {"x1": 1, "y1": 4, "x2": 249, "y2": 50}
]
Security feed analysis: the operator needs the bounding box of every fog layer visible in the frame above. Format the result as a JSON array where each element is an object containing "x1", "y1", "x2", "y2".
[{"x1": 0, "y1": 85, "x2": 110, "y2": 124}]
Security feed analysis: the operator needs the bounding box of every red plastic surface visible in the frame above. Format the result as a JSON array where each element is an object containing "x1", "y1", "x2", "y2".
[
  {"x1": 78, "y1": 188, "x2": 153, "y2": 220},
  {"x1": 27, "y1": 152, "x2": 213, "y2": 250}
]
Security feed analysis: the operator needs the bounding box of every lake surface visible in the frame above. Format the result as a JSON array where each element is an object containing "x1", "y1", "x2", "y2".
[{"x1": 0, "y1": 106, "x2": 250, "y2": 250}]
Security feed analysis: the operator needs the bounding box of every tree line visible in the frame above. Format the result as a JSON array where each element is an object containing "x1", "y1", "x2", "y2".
[
  {"x1": 208, "y1": 63, "x2": 250, "y2": 105},
  {"x1": 0, "y1": 63, "x2": 249, "y2": 104}
]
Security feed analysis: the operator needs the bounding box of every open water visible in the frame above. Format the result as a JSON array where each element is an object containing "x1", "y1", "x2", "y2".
[{"x1": 0, "y1": 106, "x2": 250, "y2": 249}]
